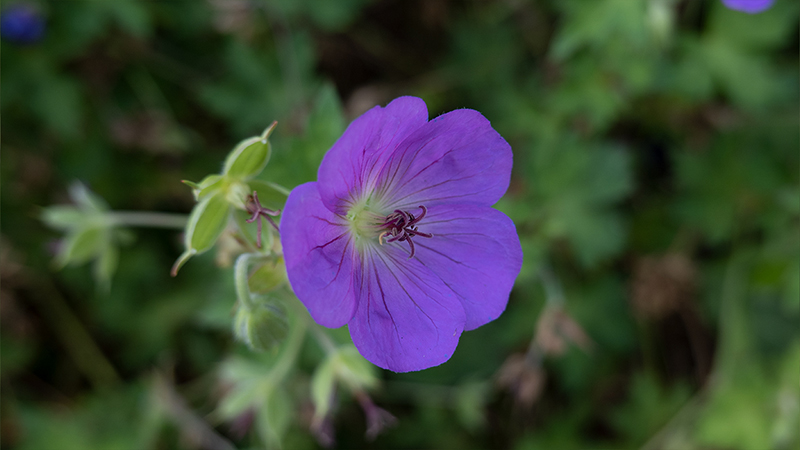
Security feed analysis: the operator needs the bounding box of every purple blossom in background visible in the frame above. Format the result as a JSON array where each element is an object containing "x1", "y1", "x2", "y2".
[
  {"x1": 0, "y1": 3, "x2": 45, "y2": 44},
  {"x1": 721, "y1": 0, "x2": 775, "y2": 14},
  {"x1": 281, "y1": 97, "x2": 522, "y2": 372}
]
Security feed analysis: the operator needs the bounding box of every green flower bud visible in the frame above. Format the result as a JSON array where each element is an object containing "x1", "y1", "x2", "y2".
[
  {"x1": 171, "y1": 192, "x2": 231, "y2": 276},
  {"x1": 233, "y1": 302, "x2": 289, "y2": 352},
  {"x1": 248, "y1": 257, "x2": 286, "y2": 294},
  {"x1": 223, "y1": 122, "x2": 276, "y2": 180}
]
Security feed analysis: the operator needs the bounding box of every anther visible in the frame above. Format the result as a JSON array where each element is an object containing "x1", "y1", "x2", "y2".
[{"x1": 378, "y1": 205, "x2": 433, "y2": 258}]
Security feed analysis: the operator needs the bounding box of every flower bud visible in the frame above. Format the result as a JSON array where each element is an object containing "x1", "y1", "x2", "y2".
[
  {"x1": 223, "y1": 122, "x2": 276, "y2": 180},
  {"x1": 172, "y1": 192, "x2": 231, "y2": 276},
  {"x1": 248, "y1": 257, "x2": 286, "y2": 294},
  {"x1": 233, "y1": 301, "x2": 289, "y2": 352}
]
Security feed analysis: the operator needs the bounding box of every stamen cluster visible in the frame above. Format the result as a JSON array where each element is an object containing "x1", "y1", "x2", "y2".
[{"x1": 379, "y1": 205, "x2": 433, "y2": 258}]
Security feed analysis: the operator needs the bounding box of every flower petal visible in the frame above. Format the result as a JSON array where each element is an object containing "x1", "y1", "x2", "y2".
[
  {"x1": 317, "y1": 97, "x2": 428, "y2": 214},
  {"x1": 348, "y1": 245, "x2": 466, "y2": 372},
  {"x1": 281, "y1": 182, "x2": 358, "y2": 328},
  {"x1": 412, "y1": 204, "x2": 522, "y2": 330},
  {"x1": 376, "y1": 109, "x2": 512, "y2": 210},
  {"x1": 721, "y1": 0, "x2": 774, "y2": 14}
]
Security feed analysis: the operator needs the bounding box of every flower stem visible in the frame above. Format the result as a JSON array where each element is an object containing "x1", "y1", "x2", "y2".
[
  {"x1": 108, "y1": 211, "x2": 188, "y2": 229},
  {"x1": 233, "y1": 253, "x2": 270, "y2": 311},
  {"x1": 268, "y1": 314, "x2": 307, "y2": 384}
]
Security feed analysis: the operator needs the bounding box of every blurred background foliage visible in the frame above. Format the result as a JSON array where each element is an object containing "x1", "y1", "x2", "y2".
[{"x1": 1, "y1": 0, "x2": 798, "y2": 449}]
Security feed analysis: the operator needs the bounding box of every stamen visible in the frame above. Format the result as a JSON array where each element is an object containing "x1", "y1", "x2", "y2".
[
  {"x1": 378, "y1": 205, "x2": 433, "y2": 258},
  {"x1": 246, "y1": 191, "x2": 280, "y2": 248}
]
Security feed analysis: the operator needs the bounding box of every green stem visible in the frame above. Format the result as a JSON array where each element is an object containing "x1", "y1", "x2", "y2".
[
  {"x1": 268, "y1": 314, "x2": 307, "y2": 384},
  {"x1": 108, "y1": 211, "x2": 188, "y2": 229},
  {"x1": 538, "y1": 265, "x2": 565, "y2": 306},
  {"x1": 640, "y1": 251, "x2": 751, "y2": 450}
]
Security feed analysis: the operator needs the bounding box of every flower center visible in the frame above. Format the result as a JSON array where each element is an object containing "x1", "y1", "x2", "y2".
[
  {"x1": 378, "y1": 206, "x2": 433, "y2": 259},
  {"x1": 346, "y1": 201, "x2": 433, "y2": 258}
]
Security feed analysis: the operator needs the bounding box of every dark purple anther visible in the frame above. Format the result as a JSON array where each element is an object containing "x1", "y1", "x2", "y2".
[
  {"x1": 245, "y1": 191, "x2": 280, "y2": 248},
  {"x1": 379, "y1": 205, "x2": 433, "y2": 259}
]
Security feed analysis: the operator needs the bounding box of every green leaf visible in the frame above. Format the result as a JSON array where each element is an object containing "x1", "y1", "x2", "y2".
[
  {"x1": 57, "y1": 227, "x2": 107, "y2": 268},
  {"x1": 257, "y1": 388, "x2": 293, "y2": 448},
  {"x1": 335, "y1": 345, "x2": 379, "y2": 392},
  {"x1": 454, "y1": 382, "x2": 489, "y2": 431},
  {"x1": 93, "y1": 245, "x2": 120, "y2": 293},
  {"x1": 103, "y1": 0, "x2": 152, "y2": 38},
  {"x1": 32, "y1": 75, "x2": 84, "y2": 139},
  {"x1": 183, "y1": 174, "x2": 224, "y2": 201},
  {"x1": 609, "y1": 372, "x2": 691, "y2": 445},
  {"x1": 68, "y1": 182, "x2": 109, "y2": 213},
  {"x1": 311, "y1": 356, "x2": 337, "y2": 421},
  {"x1": 40, "y1": 205, "x2": 86, "y2": 231},
  {"x1": 223, "y1": 122, "x2": 276, "y2": 180}
]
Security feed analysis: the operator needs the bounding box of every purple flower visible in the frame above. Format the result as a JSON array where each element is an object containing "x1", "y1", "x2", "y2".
[
  {"x1": 721, "y1": 0, "x2": 775, "y2": 14},
  {"x1": 281, "y1": 97, "x2": 522, "y2": 372},
  {"x1": 0, "y1": 4, "x2": 45, "y2": 45}
]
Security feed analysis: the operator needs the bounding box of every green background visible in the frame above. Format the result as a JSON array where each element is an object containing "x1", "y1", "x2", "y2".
[{"x1": 2, "y1": 0, "x2": 798, "y2": 449}]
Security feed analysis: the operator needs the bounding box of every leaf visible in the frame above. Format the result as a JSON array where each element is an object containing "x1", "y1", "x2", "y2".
[
  {"x1": 335, "y1": 346, "x2": 379, "y2": 392},
  {"x1": 609, "y1": 372, "x2": 691, "y2": 444},
  {"x1": 40, "y1": 205, "x2": 85, "y2": 231},
  {"x1": 57, "y1": 226, "x2": 107, "y2": 268},
  {"x1": 93, "y1": 245, "x2": 119, "y2": 293},
  {"x1": 68, "y1": 182, "x2": 109, "y2": 213},
  {"x1": 257, "y1": 388, "x2": 293, "y2": 448},
  {"x1": 311, "y1": 357, "x2": 337, "y2": 421},
  {"x1": 31, "y1": 75, "x2": 84, "y2": 139}
]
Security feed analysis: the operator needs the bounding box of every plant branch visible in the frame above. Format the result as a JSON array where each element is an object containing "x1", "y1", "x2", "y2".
[{"x1": 108, "y1": 211, "x2": 188, "y2": 229}]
